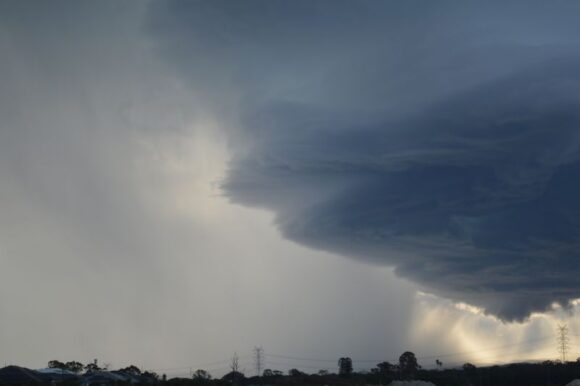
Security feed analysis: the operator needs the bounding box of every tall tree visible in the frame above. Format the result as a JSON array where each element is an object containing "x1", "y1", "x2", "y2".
[
  {"x1": 399, "y1": 352, "x2": 419, "y2": 379},
  {"x1": 84, "y1": 360, "x2": 102, "y2": 373}
]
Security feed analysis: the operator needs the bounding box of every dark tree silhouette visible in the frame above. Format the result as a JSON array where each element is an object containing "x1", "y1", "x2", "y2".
[
  {"x1": 48, "y1": 360, "x2": 66, "y2": 370},
  {"x1": 338, "y1": 357, "x2": 353, "y2": 377},
  {"x1": 193, "y1": 369, "x2": 211, "y2": 380},
  {"x1": 65, "y1": 361, "x2": 84, "y2": 373},
  {"x1": 142, "y1": 371, "x2": 159, "y2": 381},
  {"x1": 119, "y1": 365, "x2": 142, "y2": 375},
  {"x1": 84, "y1": 361, "x2": 101, "y2": 373},
  {"x1": 288, "y1": 368, "x2": 306, "y2": 377},
  {"x1": 463, "y1": 362, "x2": 477, "y2": 375},
  {"x1": 377, "y1": 361, "x2": 392, "y2": 374},
  {"x1": 399, "y1": 351, "x2": 419, "y2": 379},
  {"x1": 221, "y1": 370, "x2": 245, "y2": 384}
]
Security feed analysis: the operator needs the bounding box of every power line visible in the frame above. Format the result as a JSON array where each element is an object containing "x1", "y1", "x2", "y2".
[
  {"x1": 265, "y1": 353, "x2": 338, "y2": 363},
  {"x1": 123, "y1": 334, "x2": 561, "y2": 379},
  {"x1": 263, "y1": 360, "x2": 335, "y2": 371},
  {"x1": 417, "y1": 335, "x2": 554, "y2": 361},
  {"x1": 266, "y1": 335, "x2": 555, "y2": 366},
  {"x1": 149, "y1": 358, "x2": 233, "y2": 373}
]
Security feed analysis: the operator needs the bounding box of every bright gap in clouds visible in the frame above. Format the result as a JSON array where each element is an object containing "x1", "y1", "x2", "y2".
[{"x1": 411, "y1": 293, "x2": 580, "y2": 367}]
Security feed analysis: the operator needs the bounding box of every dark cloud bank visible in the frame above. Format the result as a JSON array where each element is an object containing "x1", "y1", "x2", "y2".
[{"x1": 150, "y1": 1, "x2": 580, "y2": 321}]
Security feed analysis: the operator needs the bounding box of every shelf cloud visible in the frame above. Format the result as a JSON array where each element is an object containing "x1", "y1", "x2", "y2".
[
  {"x1": 225, "y1": 61, "x2": 580, "y2": 321},
  {"x1": 148, "y1": 1, "x2": 580, "y2": 321}
]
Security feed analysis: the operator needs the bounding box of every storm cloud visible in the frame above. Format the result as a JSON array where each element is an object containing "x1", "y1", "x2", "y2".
[
  {"x1": 1, "y1": 0, "x2": 419, "y2": 370},
  {"x1": 149, "y1": 1, "x2": 580, "y2": 321}
]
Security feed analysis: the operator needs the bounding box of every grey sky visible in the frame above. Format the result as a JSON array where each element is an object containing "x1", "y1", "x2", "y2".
[
  {"x1": 0, "y1": 1, "x2": 415, "y2": 375},
  {"x1": 1, "y1": 0, "x2": 579, "y2": 377}
]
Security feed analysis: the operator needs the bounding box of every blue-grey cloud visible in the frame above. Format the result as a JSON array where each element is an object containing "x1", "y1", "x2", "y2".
[{"x1": 149, "y1": 1, "x2": 580, "y2": 320}]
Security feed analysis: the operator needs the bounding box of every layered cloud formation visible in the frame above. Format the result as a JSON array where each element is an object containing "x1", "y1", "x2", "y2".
[
  {"x1": 149, "y1": 1, "x2": 580, "y2": 320},
  {"x1": 225, "y1": 63, "x2": 580, "y2": 321}
]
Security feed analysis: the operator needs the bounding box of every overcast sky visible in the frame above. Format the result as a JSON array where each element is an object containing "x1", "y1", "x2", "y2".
[{"x1": 1, "y1": 0, "x2": 580, "y2": 378}]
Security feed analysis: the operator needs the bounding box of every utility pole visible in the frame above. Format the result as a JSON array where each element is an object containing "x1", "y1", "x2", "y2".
[
  {"x1": 253, "y1": 347, "x2": 263, "y2": 376},
  {"x1": 557, "y1": 324, "x2": 570, "y2": 362}
]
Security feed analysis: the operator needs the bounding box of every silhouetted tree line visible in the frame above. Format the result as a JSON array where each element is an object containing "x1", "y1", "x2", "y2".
[
  {"x1": 4, "y1": 354, "x2": 580, "y2": 385},
  {"x1": 164, "y1": 354, "x2": 580, "y2": 386}
]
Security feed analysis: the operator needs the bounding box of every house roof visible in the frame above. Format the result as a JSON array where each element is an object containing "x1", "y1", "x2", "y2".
[
  {"x1": 36, "y1": 368, "x2": 77, "y2": 375},
  {"x1": 0, "y1": 365, "x2": 44, "y2": 384}
]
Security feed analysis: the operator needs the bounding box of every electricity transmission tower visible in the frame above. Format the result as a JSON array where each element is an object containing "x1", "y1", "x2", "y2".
[
  {"x1": 557, "y1": 324, "x2": 570, "y2": 362},
  {"x1": 230, "y1": 352, "x2": 240, "y2": 373},
  {"x1": 253, "y1": 346, "x2": 263, "y2": 376}
]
